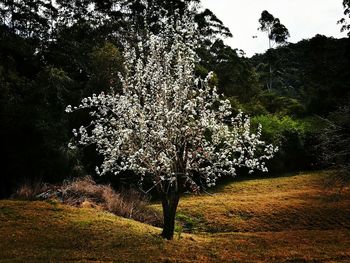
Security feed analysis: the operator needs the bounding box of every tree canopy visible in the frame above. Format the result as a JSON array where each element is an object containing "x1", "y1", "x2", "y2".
[
  {"x1": 339, "y1": 0, "x2": 350, "y2": 35},
  {"x1": 259, "y1": 10, "x2": 290, "y2": 48}
]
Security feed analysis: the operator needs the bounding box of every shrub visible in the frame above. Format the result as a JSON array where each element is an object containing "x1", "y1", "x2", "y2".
[
  {"x1": 12, "y1": 180, "x2": 47, "y2": 200},
  {"x1": 252, "y1": 115, "x2": 306, "y2": 143},
  {"x1": 61, "y1": 177, "x2": 162, "y2": 226},
  {"x1": 317, "y1": 105, "x2": 350, "y2": 186},
  {"x1": 251, "y1": 115, "x2": 322, "y2": 173},
  {"x1": 13, "y1": 177, "x2": 162, "y2": 226},
  {"x1": 256, "y1": 92, "x2": 306, "y2": 117}
]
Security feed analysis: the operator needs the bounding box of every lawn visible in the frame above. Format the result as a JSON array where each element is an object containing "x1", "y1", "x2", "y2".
[{"x1": 1, "y1": 171, "x2": 350, "y2": 262}]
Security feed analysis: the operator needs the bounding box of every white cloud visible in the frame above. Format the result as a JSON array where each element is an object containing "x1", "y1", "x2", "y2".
[{"x1": 201, "y1": 0, "x2": 347, "y2": 56}]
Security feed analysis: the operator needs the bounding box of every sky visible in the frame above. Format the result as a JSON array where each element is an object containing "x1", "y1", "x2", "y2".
[{"x1": 201, "y1": 0, "x2": 348, "y2": 57}]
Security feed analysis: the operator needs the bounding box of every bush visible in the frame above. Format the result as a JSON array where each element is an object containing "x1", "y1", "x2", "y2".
[
  {"x1": 251, "y1": 115, "x2": 321, "y2": 173},
  {"x1": 60, "y1": 177, "x2": 162, "y2": 226},
  {"x1": 317, "y1": 105, "x2": 350, "y2": 186},
  {"x1": 252, "y1": 115, "x2": 305, "y2": 143},
  {"x1": 13, "y1": 177, "x2": 162, "y2": 226},
  {"x1": 243, "y1": 101, "x2": 269, "y2": 116},
  {"x1": 255, "y1": 92, "x2": 306, "y2": 117},
  {"x1": 12, "y1": 180, "x2": 48, "y2": 200}
]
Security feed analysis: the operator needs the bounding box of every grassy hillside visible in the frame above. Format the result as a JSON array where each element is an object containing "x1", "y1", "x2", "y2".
[
  {"x1": 1, "y1": 171, "x2": 350, "y2": 262},
  {"x1": 174, "y1": 171, "x2": 350, "y2": 233}
]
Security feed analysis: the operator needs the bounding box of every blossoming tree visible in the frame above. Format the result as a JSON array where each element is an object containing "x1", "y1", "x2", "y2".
[{"x1": 66, "y1": 7, "x2": 277, "y2": 239}]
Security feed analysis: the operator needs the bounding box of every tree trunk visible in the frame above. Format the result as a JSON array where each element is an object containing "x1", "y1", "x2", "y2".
[
  {"x1": 161, "y1": 192, "x2": 180, "y2": 240},
  {"x1": 267, "y1": 48, "x2": 273, "y2": 91},
  {"x1": 269, "y1": 64, "x2": 273, "y2": 91}
]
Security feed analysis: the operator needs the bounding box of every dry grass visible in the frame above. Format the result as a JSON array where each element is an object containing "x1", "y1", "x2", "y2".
[
  {"x1": 1, "y1": 170, "x2": 350, "y2": 262},
  {"x1": 13, "y1": 176, "x2": 162, "y2": 226},
  {"x1": 61, "y1": 176, "x2": 162, "y2": 226},
  {"x1": 12, "y1": 181, "x2": 47, "y2": 200},
  {"x1": 173, "y1": 170, "x2": 350, "y2": 233}
]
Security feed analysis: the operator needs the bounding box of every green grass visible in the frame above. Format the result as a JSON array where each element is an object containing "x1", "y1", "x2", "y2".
[{"x1": 1, "y1": 170, "x2": 350, "y2": 262}]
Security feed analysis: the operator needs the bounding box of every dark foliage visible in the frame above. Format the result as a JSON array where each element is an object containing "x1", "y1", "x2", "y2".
[{"x1": 250, "y1": 35, "x2": 350, "y2": 115}]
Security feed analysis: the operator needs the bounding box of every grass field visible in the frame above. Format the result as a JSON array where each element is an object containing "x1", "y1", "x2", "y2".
[{"x1": 1, "y1": 171, "x2": 350, "y2": 262}]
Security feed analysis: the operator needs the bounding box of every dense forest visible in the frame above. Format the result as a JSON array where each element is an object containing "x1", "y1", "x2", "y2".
[{"x1": 0, "y1": 0, "x2": 349, "y2": 198}]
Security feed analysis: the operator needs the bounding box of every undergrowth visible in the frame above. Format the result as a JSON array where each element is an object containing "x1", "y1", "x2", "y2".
[{"x1": 13, "y1": 176, "x2": 162, "y2": 227}]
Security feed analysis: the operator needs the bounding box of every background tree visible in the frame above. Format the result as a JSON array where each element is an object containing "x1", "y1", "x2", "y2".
[
  {"x1": 66, "y1": 7, "x2": 277, "y2": 240},
  {"x1": 251, "y1": 35, "x2": 350, "y2": 115},
  {"x1": 338, "y1": 0, "x2": 350, "y2": 36},
  {"x1": 258, "y1": 10, "x2": 290, "y2": 90},
  {"x1": 258, "y1": 10, "x2": 289, "y2": 49},
  {"x1": 198, "y1": 39, "x2": 260, "y2": 102}
]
